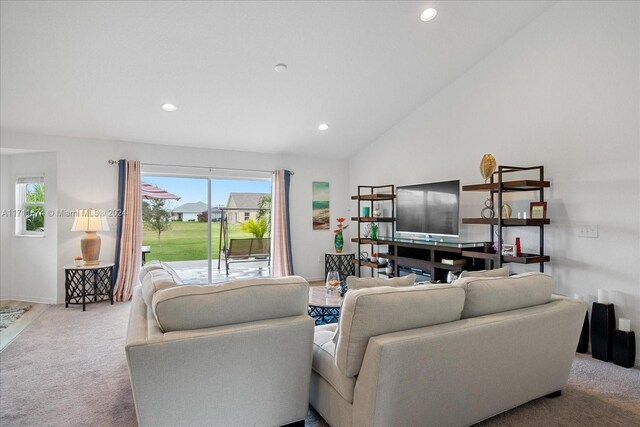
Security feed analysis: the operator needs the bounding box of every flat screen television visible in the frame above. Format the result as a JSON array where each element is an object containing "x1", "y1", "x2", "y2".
[{"x1": 396, "y1": 180, "x2": 460, "y2": 238}]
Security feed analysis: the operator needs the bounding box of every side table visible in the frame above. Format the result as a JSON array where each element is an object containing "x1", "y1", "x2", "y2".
[
  {"x1": 64, "y1": 262, "x2": 115, "y2": 311},
  {"x1": 325, "y1": 252, "x2": 355, "y2": 280}
]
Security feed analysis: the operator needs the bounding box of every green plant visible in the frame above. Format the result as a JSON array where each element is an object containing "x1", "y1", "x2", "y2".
[
  {"x1": 240, "y1": 217, "x2": 268, "y2": 238},
  {"x1": 142, "y1": 199, "x2": 172, "y2": 243}
]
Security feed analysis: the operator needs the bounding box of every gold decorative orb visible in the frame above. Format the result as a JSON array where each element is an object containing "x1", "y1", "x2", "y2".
[{"x1": 480, "y1": 154, "x2": 496, "y2": 183}]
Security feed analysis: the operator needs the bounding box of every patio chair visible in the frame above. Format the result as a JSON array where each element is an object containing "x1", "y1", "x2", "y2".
[{"x1": 224, "y1": 237, "x2": 271, "y2": 275}]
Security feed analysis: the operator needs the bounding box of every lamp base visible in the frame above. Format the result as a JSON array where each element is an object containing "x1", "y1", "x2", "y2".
[{"x1": 81, "y1": 232, "x2": 101, "y2": 265}]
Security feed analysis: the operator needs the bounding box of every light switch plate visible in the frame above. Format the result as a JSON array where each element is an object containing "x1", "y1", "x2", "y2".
[{"x1": 576, "y1": 224, "x2": 598, "y2": 238}]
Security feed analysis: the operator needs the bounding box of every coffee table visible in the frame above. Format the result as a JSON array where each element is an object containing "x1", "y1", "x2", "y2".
[{"x1": 308, "y1": 286, "x2": 343, "y2": 325}]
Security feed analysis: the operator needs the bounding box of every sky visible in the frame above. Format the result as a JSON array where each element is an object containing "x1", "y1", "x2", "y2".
[{"x1": 142, "y1": 176, "x2": 272, "y2": 209}]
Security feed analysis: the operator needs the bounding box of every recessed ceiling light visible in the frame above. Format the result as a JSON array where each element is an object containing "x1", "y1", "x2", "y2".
[
  {"x1": 420, "y1": 8, "x2": 438, "y2": 22},
  {"x1": 161, "y1": 103, "x2": 177, "y2": 112},
  {"x1": 318, "y1": 123, "x2": 329, "y2": 131},
  {"x1": 274, "y1": 63, "x2": 288, "y2": 73}
]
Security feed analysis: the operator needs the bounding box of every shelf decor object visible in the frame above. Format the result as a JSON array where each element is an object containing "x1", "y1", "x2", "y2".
[
  {"x1": 333, "y1": 217, "x2": 348, "y2": 253},
  {"x1": 480, "y1": 154, "x2": 497, "y2": 183},
  {"x1": 591, "y1": 302, "x2": 615, "y2": 361},
  {"x1": 480, "y1": 154, "x2": 497, "y2": 218},
  {"x1": 612, "y1": 318, "x2": 635, "y2": 368}
]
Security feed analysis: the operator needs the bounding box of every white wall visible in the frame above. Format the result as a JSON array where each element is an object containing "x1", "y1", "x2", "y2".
[
  {"x1": 0, "y1": 131, "x2": 348, "y2": 303},
  {"x1": 0, "y1": 155, "x2": 13, "y2": 298},
  {"x1": 0, "y1": 152, "x2": 59, "y2": 302},
  {"x1": 349, "y1": 1, "x2": 640, "y2": 360}
]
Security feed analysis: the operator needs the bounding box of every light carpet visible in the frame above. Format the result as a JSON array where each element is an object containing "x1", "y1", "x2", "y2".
[{"x1": 1, "y1": 300, "x2": 639, "y2": 426}]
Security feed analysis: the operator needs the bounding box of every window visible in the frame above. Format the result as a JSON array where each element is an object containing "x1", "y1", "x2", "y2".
[
  {"x1": 16, "y1": 176, "x2": 45, "y2": 235},
  {"x1": 244, "y1": 212, "x2": 251, "y2": 221}
]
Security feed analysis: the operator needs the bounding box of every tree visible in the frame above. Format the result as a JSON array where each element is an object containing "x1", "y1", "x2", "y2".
[
  {"x1": 240, "y1": 217, "x2": 268, "y2": 238},
  {"x1": 257, "y1": 194, "x2": 271, "y2": 220},
  {"x1": 25, "y1": 183, "x2": 45, "y2": 231},
  {"x1": 197, "y1": 211, "x2": 208, "y2": 222},
  {"x1": 256, "y1": 194, "x2": 272, "y2": 236},
  {"x1": 142, "y1": 199, "x2": 172, "y2": 243}
]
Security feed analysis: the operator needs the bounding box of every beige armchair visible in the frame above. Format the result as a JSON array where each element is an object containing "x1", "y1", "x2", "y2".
[{"x1": 126, "y1": 271, "x2": 314, "y2": 427}]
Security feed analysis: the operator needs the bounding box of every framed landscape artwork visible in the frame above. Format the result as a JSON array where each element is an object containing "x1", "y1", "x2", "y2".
[{"x1": 312, "y1": 181, "x2": 330, "y2": 230}]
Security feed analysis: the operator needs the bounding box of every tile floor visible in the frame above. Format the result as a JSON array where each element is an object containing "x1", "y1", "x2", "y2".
[{"x1": 164, "y1": 259, "x2": 270, "y2": 284}]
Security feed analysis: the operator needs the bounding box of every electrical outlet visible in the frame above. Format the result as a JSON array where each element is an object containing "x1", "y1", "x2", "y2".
[{"x1": 576, "y1": 224, "x2": 598, "y2": 238}]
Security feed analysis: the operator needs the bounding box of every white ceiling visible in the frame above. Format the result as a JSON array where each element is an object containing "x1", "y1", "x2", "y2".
[{"x1": 1, "y1": 1, "x2": 554, "y2": 159}]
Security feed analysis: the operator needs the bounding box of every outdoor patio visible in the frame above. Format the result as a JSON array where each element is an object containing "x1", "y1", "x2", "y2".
[{"x1": 163, "y1": 259, "x2": 270, "y2": 284}]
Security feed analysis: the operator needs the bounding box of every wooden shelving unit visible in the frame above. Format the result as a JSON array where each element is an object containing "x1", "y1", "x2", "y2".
[
  {"x1": 352, "y1": 185, "x2": 396, "y2": 277},
  {"x1": 462, "y1": 165, "x2": 550, "y2": 272}
]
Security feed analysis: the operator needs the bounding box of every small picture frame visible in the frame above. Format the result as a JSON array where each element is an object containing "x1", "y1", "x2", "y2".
[
  {"x1": 530, "y1": 201, "x2": 547, "y2": 219},
  {"x1": 501, "y1": 244, "x2": 515, "y2": 256}
]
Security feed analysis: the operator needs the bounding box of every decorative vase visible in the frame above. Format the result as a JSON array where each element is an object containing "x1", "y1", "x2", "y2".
[
  {"x1": 334, "y1": 231, "x2": 344, "y2": 253},
  {"x1": 480, "y1": 154, "x2": 497, "y2": 183},
  {"x1": 502, "y1": 203, "x2": 512, "y2": 219}
]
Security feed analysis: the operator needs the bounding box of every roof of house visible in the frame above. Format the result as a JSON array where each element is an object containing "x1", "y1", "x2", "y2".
[
  {"x1": 172, "y1": 201, "x2": 208, "y2": 213},
  {"x1": 226, "y1": 193, "x2": 269, "y2": 209}
]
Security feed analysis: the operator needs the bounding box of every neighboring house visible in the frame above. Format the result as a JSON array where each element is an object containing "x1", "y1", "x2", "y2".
[
  {"x1": 210, "y1": 205, "x2": 224, "y2": 222},
  {"x1": 226, "y1": 193, "x2": 269, "y2": 224},
  {"x1": 172, "y1": 201, "x2": 208, "y2": 222}
]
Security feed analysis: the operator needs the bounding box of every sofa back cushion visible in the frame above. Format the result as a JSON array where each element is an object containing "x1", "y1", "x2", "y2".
[
  {"x1": 335, "y1": 284, "x2": 465, "y2": 377},
  {"x1": 152, "y1": 276, "x2": 309, "y2": 332},
  {"x1": 345, "y1": 273, "x2": 415, "y2": 291},
  {"x1": 459, "y1": 266, "x2": 509, "y2": 279},
  {"x1": 456, "y1": 272, "x2": 554, "y2": 318},
  {"x1": 141, "y1": 269, "x2": 178, "y2": 307}
]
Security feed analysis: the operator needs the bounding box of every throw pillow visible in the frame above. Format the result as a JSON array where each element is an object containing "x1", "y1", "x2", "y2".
[
  {"x1": 160, "y1": 262, "x2": 184, "y2": 285},
  {"x1": 345, "y1": 273, "x2": 416, "y2": 291},
  {"x1": 458, "y1": 266, "x2": 509, "y2": 279},
  {"x1": 139, "y1": 261, "x2": 164, "y2": 283},
  {"x1": 141, "y1": 269, "x2": 178, "y2": 307}
]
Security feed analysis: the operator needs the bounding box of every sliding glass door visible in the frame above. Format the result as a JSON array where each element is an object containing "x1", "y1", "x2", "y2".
[{"x1": 141, "y1": 168, "x2": 272, "y2": 284}]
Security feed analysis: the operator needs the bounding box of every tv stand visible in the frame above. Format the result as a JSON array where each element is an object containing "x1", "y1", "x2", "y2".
[{"x1": 351, "y1": 235, "x2": 488, "y2": 283}]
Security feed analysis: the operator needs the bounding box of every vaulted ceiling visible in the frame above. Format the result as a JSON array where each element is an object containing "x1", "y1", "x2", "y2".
[{"x1": 1, "y1": 1, "x2": 554, "y2": 158}]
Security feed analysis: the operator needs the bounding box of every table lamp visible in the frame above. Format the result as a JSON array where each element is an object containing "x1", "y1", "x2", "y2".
[{"x1": 71, "y1": 208, "x2": 109, "y2": 265}]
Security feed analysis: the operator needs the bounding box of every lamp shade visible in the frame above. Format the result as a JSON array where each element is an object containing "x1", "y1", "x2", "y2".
[{"x1": 71, "y1": 208, "x2": 110, "y2": 232}]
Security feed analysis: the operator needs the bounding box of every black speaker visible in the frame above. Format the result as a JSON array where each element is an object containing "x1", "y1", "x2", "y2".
[
  {"x1": 591, "y1": 302, "x2": 615, "y2": 361},
  {"x1": 612, "y1": 330, "x2": 636, "y2": 368},
  {"x1": 576, "y1": 311, "x2": 589, "y2": 353}
]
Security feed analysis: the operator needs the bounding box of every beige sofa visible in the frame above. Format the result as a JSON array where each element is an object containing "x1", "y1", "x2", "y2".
[
  {"x1": 309, "y1": 273, "x2": 586, "y2": 427},
  {"x1": 126, "y1": 265, "x2": 315, "y2": 427}
]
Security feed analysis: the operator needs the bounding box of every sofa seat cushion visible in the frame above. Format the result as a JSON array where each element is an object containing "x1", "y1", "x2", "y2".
[
  {"x1": 335, "y1": 284, "x2": 465, "y2": 377},
  {"x1": 141, "y1": 269, "x2": 178, "y2": 307},
  {"x1": 152, "y1": 276, "x2": 309, "y2": 332},
  {"x1": 345, "y1": 273, "x2": 416, "y2": 291},
  {"x1": 456, "y1": 272, "x2": 554, "y2": 318},
  {"x1": 312, "y1": 324, "x2": 356, "y2": 403}
]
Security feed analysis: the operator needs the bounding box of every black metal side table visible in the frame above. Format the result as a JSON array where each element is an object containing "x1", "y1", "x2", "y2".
[
  {"x1": 325, "y1": 252, "x2": 355, "y2": 280},
  {"x1": 64, "y1": 263, "x2": 115, "y2": 311}
]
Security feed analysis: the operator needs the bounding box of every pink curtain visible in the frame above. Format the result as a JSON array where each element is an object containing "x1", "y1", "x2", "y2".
[
  {"x1": 113, "y1": 160, "x2": 142, "y2": 301},
  {"x1": 271, "y1": 170, "x2": 293, "y2": 277}
]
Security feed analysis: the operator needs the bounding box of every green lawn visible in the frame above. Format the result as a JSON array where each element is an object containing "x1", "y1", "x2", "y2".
[{"x1": 142, "y1": 221, "x2": 260, "y2": 262}]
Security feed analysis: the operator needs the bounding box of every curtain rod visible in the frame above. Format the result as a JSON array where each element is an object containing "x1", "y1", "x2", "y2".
[{"x1": 107, "y1": 160, "x2": 293, "y2": 175}]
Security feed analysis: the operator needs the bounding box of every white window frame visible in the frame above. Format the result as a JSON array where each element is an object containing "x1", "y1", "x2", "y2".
[{"x1": 15, "y1": 176, "x2": 45, "y2": 236}]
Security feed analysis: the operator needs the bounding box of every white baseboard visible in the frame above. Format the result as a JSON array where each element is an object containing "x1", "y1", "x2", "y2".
[{"x1": 0, "y1": 295, "x2": 59, "y2": 304}]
